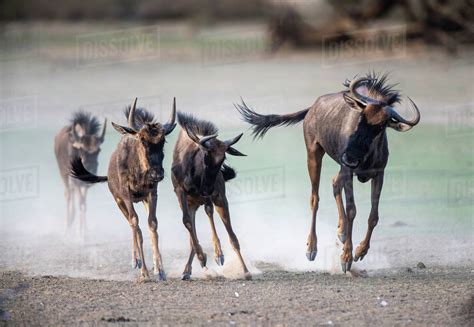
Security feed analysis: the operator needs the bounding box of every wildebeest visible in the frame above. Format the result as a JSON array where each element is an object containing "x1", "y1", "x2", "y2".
[
  {"x1": 237, "y1": 72, "x2": 420, "y2": 272},
  {"x1": 171, "y1": 112, "x2": 251, "y2": 280},
  {"x1": 70, "y1": 98, "x2": 176, "y2": 280},
  {"x1": 54, "y1": 111, "x2": 107, "y2": 238}
]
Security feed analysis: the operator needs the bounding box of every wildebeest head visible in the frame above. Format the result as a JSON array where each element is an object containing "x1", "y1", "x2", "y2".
[
  {"x1": 112, "y1": 97, "x2": 176, "y2": 183},
  {"x1": 341, "y1": 75, "x2": 420, "y2": 169},
  {"x1": 69, "y1": 111, "x2": 107, "y2": 174},
  {"x1": 185, "y1": 128, "x2": 245, "y2": 196}
]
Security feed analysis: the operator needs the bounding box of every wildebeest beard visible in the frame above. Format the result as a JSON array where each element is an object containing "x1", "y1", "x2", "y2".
[{"x1": 344, "y1": 116, "x2": 385, "y2": 168}]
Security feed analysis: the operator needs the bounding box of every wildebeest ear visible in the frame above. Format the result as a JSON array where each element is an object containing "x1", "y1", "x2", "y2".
[
  {"x1": 226, "y1": 146, "x2": 246, "y2": 156},
  {"x1": 111, "y1": 122, "x2": 137, "y2": 135},
  {"x1": 343, "y1": 93, "x2": 365, "y2": 111}
]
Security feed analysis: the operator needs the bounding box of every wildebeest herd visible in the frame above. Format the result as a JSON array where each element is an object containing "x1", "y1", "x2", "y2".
[{"x1": 55, "y1": 72, "x2": 420, "y2": 280}]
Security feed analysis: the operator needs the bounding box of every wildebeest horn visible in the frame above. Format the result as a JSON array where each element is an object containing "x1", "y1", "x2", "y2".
[
  {"x1": 163, "y1": 97, "x2": 177, "y2": 135},
  {"x1": 386, "y1": 97, "x2": 421, "y2": 132},
  {"x1": 128, "y1": 97, "x2": 137, "y2": 130},
  {"x1": 199, "y1": 134, "x2": 218, "y2": 148},
  {"x1": 349, "y1": 77, "x2": 383, "y2": 106},
  {"x1": 224, "y1": 133, "x2": 243, "y2": 147},
  {"x1": 100, "y1": 118, "x2": 107, "y2": 141}
]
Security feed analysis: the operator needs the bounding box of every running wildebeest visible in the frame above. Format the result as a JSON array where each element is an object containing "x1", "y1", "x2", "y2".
[
  {"x1": 171, "y1": 112, "x2": 251, "y2": 280},
  {"x1": 237, "y1": 73, "x2": 420, "y2": 272},
  {"x1": 54, "y1": 111, "x2": 107, "y2": 238},
  {"x1": 70, "y1": 98, "x2": 176, "y2": 280}
]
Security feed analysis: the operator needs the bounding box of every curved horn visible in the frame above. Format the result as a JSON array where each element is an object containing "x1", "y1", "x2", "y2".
[
  {"x1": 128, "y1": 97, "x2": 137, "y2": 130},
  {"x1": 349, "y1": 77, "x2": 382, "y2": 106},
  {"x1": 163, "y1": 97, "x2": 177, "y2": 135},
  {"x1": 199, "y1": 134, "x2": 218, "y2": 148},
  {"x1": 100, "y1": 118, "x2": 107, "y2": 141},
  {"x1": 224, "y1": 132, "x2": 243, "y2": 147},
  {"x1": 386, "y1": 97, "x2": 420, "y2": 130}
]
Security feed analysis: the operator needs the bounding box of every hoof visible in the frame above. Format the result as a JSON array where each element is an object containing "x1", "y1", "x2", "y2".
[
  {"x1": 338, "y1": 233, "x2": 346, "y2": 244},
  {"x1": 244, "y1": 272, "x2": 252, "y2": 280},
  {"x1": 199, "y1": 253, "x2": 207, "y2": 268},
  {"x1": 215, "y1": 255, "x2": 225, "y2": 266},
  {"x1": 181, "y1": 273, "x2": 191, "y2": 281},
  {"x1": 132, "y1": 258, "x2": 142, "y2": 269},
  {"x1": 354, "y1": 254, "x2": 365, "y2": 262},
  {"x1": 306, "y1": 251, "x2": 317, "y2": 261},
  {"x1": 341, "y1": 260, "x2": 353, "y2": 273},
  {"x1": 156, "y1": 270, "x2": 166, "y2": 281}
]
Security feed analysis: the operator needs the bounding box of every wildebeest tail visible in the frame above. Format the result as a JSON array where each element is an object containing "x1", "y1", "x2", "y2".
[
  {"x1": 221, "y1": 164, "x2": 236, "y2": 182},
  {"x1": 70, "y1": 157, "x2": 108, "y2": 183},
  {"x1": 235, "y1": 99, "x2": 309, "y2": 139}
]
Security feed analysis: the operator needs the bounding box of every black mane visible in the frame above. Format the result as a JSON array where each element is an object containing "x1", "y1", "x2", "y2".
[
  {"x1": 71, "y1": 111, "x2": 100, "y2": 135},
  {"x1": 124, "y1": 105, "x2": 156, "y2": 130},
  {"x1": 344, "y1": 71, "x2": 401, "y2": 105},
  {"x1": 177, "y1": 112, "x2": 218, "y2": 136}
]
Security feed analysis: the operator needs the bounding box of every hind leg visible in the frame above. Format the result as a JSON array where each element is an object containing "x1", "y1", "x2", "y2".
[
  {"x1": 213, "y1": 193, "x2": 251, "y2": 280},
  {"x1": 305, "y1": 143, "x2": 325, "y2": 261},
  {"x1": 205, "y1": 200, "x2": 224, "y2": 266}
]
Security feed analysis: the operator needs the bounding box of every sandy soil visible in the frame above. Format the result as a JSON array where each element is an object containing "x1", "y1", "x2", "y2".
[{"x1": 1, "y1": 265, "x2": 472, "y2": 326}]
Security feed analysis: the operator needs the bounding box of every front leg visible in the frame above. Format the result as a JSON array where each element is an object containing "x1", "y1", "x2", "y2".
[
  {"x1": 355, "y1": 172, "x2": 384, "y2": 261},
  {"x1": 144, "y1": 191, "x2": 166, "y2": 280},
  {"x1": 205, "y1": 200, "x2": 224, "y2": 266},
  {"x1": 213, "y1": 192, "x2": 251, "y2": 280},
  {"x1": 341, "y1": 171, "x2": 355, "y2": 273}
]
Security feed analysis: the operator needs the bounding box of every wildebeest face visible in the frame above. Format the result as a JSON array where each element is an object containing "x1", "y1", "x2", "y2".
[
  {"x1": 187, "y1": 132, "x2": 246, "y2": 196},
  {"x1": 70, "y1": 123, "x2": 106, "y2": 174},
  {"x1": 111, "y1": 97, "x2": 177, "y2": 184},
  {"x1": 138, "y1": 123, "x2": 166, "y2": 183},
  {"x1": 341, "y1": 104, "x2": 389, "y2": 169}
]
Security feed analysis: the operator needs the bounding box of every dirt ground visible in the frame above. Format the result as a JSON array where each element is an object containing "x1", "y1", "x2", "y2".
[{"x1": 1, "y1": 265, "x2": 472, "y2": 326}]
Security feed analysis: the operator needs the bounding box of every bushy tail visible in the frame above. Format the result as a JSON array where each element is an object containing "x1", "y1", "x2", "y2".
[
  {"x1": 221, "y1": 164, "x2": 236, "y2": 182},
  {"x1": 70, "y1": 157, "x2": 108, "y2": 184},
  {"x1": 235, "y1": 99, "x2": 309, "y2": 139}
]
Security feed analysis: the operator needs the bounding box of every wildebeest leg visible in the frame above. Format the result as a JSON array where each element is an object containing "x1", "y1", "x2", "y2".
[
  {"x1": 177, "y1": 190, "x2": 207, "y2": 267},
  {"x1": 306, "y1": 144, "x2": 325, "y2": 261},
  {"x1": 115, "y1": 198, "x2": 140, "y2": 269},
  {"x1": 341, "y1": 172, "x2": 356, "y2": 273},
  {"x1": 182, "y1": 236, "x2": 195, "y2": 280},
  {"x1": 78, "y1": 186, "x2": 87, "y2": 240},
  {"x1": 205, "y1": 200, "x2": 224, "y2": 266},
  {"x1": 355, "y1": 172, "x2": 384, "y2": 262},
  {"x1": 65, "y1": 185, "x2": 75, "y2": 235},
  {"x1": 333, "y1": 170, "x2": 347, "y2": 243},
  {"x1": 124, "y1": 201, "x2": 149, "y2": 279},
  {"x1": 143, "y1": 192, "x2": 166, "y2": 280},
  {"x1": 213, "y1": 194, "x2": 251, "y2": 280}
]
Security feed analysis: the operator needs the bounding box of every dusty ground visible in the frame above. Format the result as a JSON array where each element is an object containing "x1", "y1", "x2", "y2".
[{"x1": 1, "y1": 265, "x2": 472, "y2": 326}]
